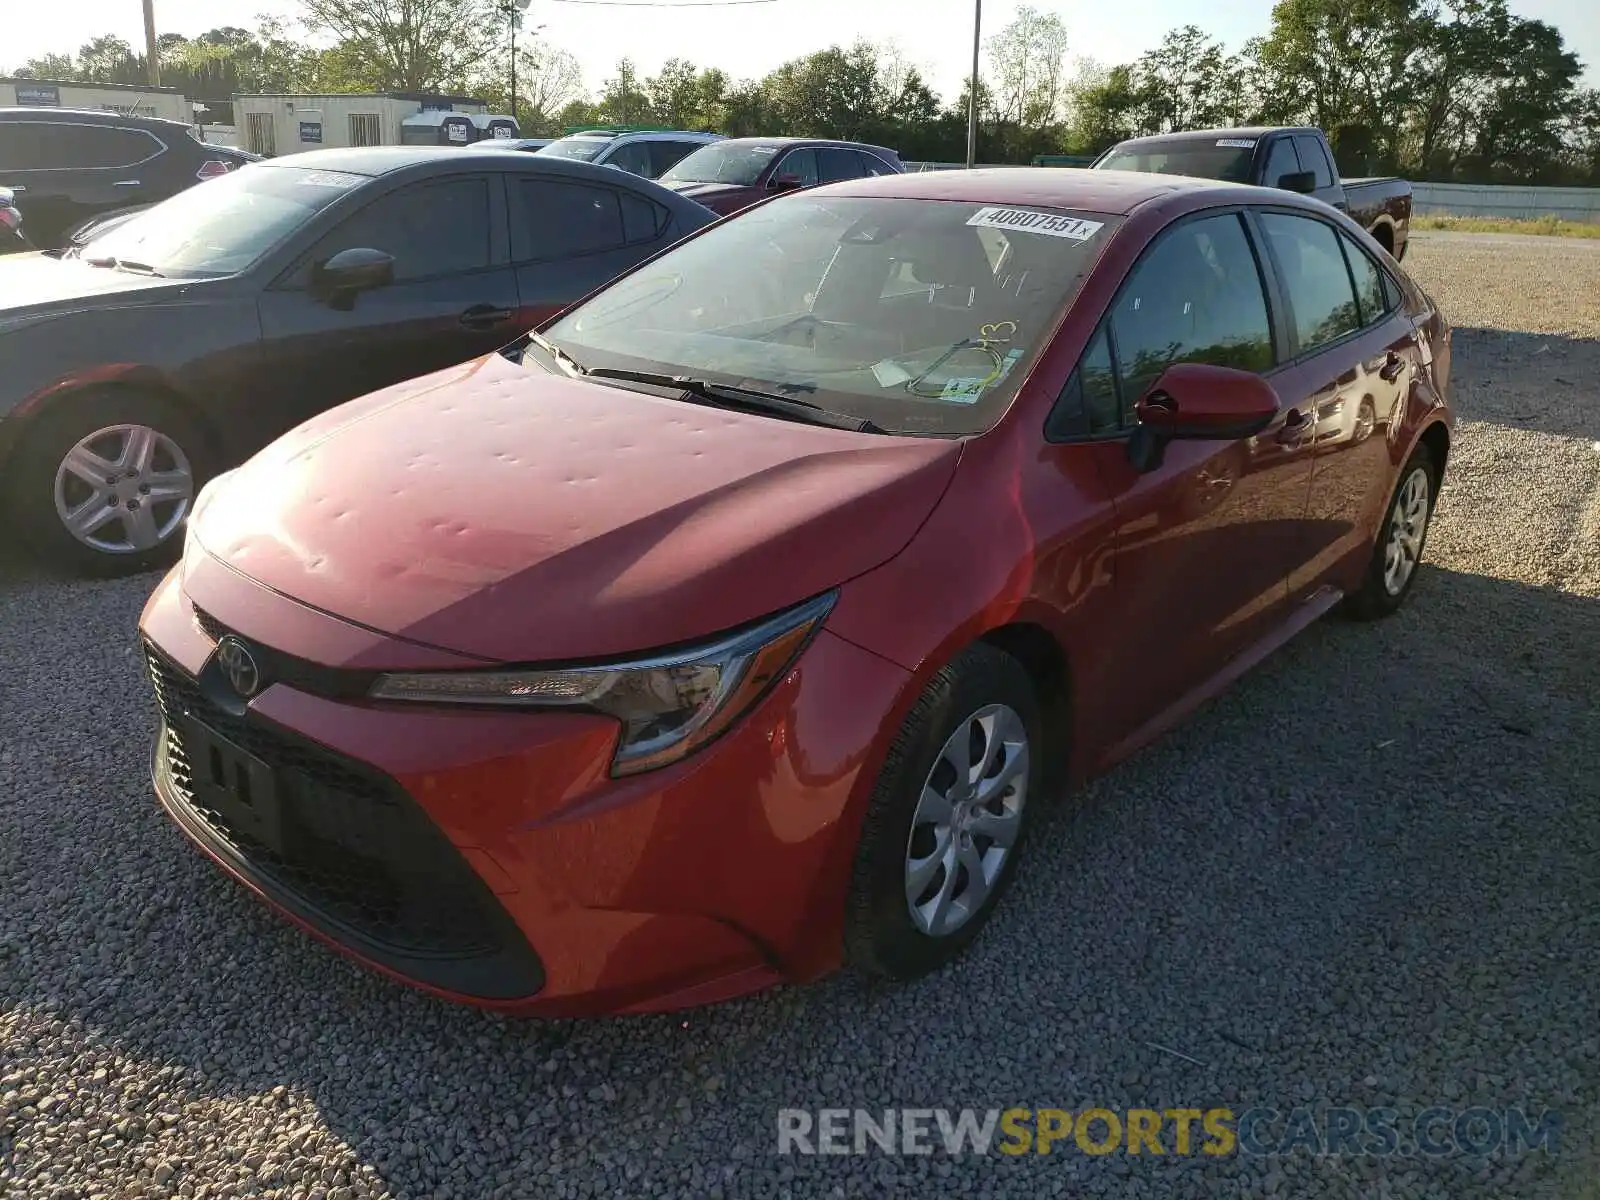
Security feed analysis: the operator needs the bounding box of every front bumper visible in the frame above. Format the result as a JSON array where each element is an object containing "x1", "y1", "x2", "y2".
[{"x1": 139, "y1": 557, "x2": 911, "y2": 1016}]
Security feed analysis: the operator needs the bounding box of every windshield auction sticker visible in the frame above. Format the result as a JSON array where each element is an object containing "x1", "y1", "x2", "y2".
[
  {"x1": 966, "y1": 208, "x2": 1104, "y2": 241},
  {"x1": 1216, "y1": 139, "x2": 1257, "y2": 149}
]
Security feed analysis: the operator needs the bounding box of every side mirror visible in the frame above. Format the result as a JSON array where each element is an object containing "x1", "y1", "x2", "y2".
[
  {"x1": 768, "y1": 173, "x2": 805, "y2": 192},
  {"x1": 313, "y1": 247, "x2": 394, "y2": 309},
  {"x1": 1126, "y1": 362, "x2": 1281, "y2": 473},
  {"x1": 1275, "y1": 170, "x2": 1318, "y2": 194}
]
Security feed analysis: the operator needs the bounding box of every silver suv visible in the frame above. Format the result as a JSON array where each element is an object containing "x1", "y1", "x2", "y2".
[{"x1": 535, "y1": 129, "x2": 724, "y2": 179}]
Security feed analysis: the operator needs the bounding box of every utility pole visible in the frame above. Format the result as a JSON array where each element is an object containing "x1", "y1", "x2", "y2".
[
  {"x1": 142, "y1": 0, "x2": 162, "y2": 87},
  {"x1": 503, "y1": 0, "x2": 532, "y2": 120},
  {"x1": 965, "y1": 0, "x2": 981, "y2": 169}
]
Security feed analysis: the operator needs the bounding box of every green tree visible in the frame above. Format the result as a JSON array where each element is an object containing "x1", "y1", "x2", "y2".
[
  {"x1": 299, "y1": 0, "x2": 501, "y2": 91},
  {"x1": 596, "y1": 58, "x2": 652, "y2": 124},
  {"x1": 1129, "y1": 26, "x2": 1247, "y2": 133},
  {"x1": 985, "y1": 5, "x2": 1070, "y2": 128}
]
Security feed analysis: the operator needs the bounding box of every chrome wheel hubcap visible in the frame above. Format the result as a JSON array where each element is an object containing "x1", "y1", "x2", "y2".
[
  {"x1": 1382, "y1": 466, "x2": 1430, "y2": 596},
  {"x1": 53, "y1": 424, "x2": 194, "y2": 554},
  {"x1": 904, "y1": 703, "x2": 1030, "y2": 938}
]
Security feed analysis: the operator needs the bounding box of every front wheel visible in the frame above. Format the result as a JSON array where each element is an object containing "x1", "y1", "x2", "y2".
[
  {"x1": 845, "y1": 643, "x2": 1044, "y2": 981},
  {"x1": 6, "y1": 388, "x2": 210, "y2": 576}
]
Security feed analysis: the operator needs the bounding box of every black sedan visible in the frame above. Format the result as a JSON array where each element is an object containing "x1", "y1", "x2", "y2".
[{"x1": 0, "y1": 146, "x2": 716, "y2": 574}]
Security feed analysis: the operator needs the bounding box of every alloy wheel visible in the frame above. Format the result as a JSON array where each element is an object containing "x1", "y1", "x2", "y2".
[
  {"x1": 1382, "y1": 465, "x2": 1431, "y2": 596},
  {"x1": 904, "y1": 703, "x2": 1030, "y2": 938},
  {"x1": 53, "y1": 423, "x2": 195, "y2": 555}
]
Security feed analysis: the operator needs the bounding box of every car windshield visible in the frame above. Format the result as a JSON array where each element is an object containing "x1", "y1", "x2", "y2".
[
  {"x1": 1096, "y1": 140, "x2": 1257, "y2": 182},
  {"x1": 80, "y1": 164, "x2": 364, "y2": 278},
  {"x1": 536, "y1": 137, "x2": 612, "y2": 162},
  {"x1": 659, "y1": 142, "x2": 783, "y2": 185},
  {"x1": 543, "y1": 196, "x2": 1119, "y2": 437}
]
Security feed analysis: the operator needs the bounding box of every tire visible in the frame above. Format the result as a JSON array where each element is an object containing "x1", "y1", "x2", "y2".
[
  {"x1": 1342, "y1": 444, "x2": 1437, "y2": 620},
  {"x1": 5, "y1": 387, "x2": 211, "y2": 577},
  {"x1": 845, "y1": 642, "x2": 1044, "y2": 981}
]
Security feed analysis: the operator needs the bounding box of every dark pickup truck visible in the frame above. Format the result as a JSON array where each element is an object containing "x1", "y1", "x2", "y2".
[{"x1": 1093, "y1": 125, "x2": 1412, "y2": 260}]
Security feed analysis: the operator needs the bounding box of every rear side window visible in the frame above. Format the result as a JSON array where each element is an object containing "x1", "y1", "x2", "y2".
[
  {"x1": 1338, "y1": 230, "x2": 1393, "y2": 327},
  {"x1": 1109, "y1": 213, "x2": 1275, "y2": 403},
  {"x1": 309, "y1": 178, "x2": 491, "y2": 282},
  {"x1": 1259, "y1": 212, "x2": 1361, "y2": 354},
  {"x1": 515, "y1": 179, "x2": 625, "y2": 259},
  {"x1": 774, "y1": 148, "x2": 819, "y2": 187},
  {"x1": 1293, "y1": 135, "x2": 1336, "y2": 189},
  {"x1": 857, "y1": 151, "x2": 896, "y2": 176},
  {"x1": 1261, "y1": 138, "x2": 1302, "y2": 190},
  {"x1": 619, "y1": 190, "x2": 667, "y2": 243},
  {"x1": 817, "y1": 147, "x2": 862, "y2": 183},
  {"x1": 0, "y1": 122, "x2": 162, "y2": 170}
]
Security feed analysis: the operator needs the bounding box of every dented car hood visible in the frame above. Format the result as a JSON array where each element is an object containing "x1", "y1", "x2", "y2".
[{"x1": 192, "y1": 352, "x2": 960, "y2": 663}]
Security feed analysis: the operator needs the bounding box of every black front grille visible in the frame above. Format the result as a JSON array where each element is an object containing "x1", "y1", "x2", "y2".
[{"x1": 146, "y1": 645, "x2": 544, "y2": 1000}]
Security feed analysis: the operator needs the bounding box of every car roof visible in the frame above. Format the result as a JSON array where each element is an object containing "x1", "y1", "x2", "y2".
[
  {"x1": 253, "y1": 144, "x2": 713, "y2": 213},
  {"x1": 1110, "y1": 126, "x2": 1318, "y2": 148},
  {"x1": 813, "y1": 166, "x2": 1255, "y2": 215},
  {"x1": 557, "y1": 130, "x2": 722, "y2": 143},
  {"x1": 707, "y1": 136, "x2": 901, "y2": 160},
  {"x1": 0, "y1": 106, "x2": 193, "y2": 131}
]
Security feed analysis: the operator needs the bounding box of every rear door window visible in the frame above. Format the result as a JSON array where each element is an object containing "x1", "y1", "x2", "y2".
[
  {"x1": 2, "y1": 122, "x2": 163, "y2": 170},
  {"x1": 856, "y1": 151, "x2": 896, "y2": 176},
  {"x1": 1258, "y1": 212, "x2": 1362, "y2": 354},
  {"x1": 514, "y1": 178, "x2": 626, "y2": 259}
]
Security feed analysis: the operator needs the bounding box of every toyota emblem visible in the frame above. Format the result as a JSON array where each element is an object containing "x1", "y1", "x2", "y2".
[{"x1": 215, "y1": 635, "x2": 261, "y2": 698}]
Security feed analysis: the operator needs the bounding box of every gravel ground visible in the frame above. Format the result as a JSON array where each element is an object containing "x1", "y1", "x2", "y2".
[{"x1": 3, "y1": 232, "x2": 1598, "y2": 1200}]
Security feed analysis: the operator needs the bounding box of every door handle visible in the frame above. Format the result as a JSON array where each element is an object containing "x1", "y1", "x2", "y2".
[
  {"x1": 459, "y1": 304, "x2": 515, "y2": 331},
  {"x1": 113, "y1": 180, "x2": 142, "y2": 187},
  {"x1": 8, "y1": 185, "x2": 24, "y2": 193},
  {"x1": 1378, "y1": 351, "x2": 1406, "y2": 382}
]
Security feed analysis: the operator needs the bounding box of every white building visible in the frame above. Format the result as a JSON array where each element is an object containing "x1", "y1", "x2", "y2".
[
  {"x1": 233, "y1": 92, "x2": 494, "y2": 157},
  {"x1": 0, "y1": 77, "x2": 192, "y2": 123}
]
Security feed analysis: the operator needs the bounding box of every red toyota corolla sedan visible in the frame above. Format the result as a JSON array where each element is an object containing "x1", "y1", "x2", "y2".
[{"x1": 140, "y1": 168, "x2": 1453, "y2": 1016}]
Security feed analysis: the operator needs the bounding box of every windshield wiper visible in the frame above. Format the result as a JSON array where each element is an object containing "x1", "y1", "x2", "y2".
[
  {"x1": 84, "y1": 255, "x2": 164, "y2": 277},
  {"x1": 525, "y1": 332, "x2": 588, "y2": 377},
  {"x1": 582, "y1": 367, "x2": 883, "y2": 434}
]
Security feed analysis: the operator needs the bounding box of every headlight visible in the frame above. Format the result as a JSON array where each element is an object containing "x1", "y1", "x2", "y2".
[{"x1": 368, "y1": 591, "x2": 836, "y2": 775}]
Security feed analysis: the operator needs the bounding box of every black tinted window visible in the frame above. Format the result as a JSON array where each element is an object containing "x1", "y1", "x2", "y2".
[
  {"x1": 1, "y1": 122, "x2": 161, "y2": 170},
  {"x1": 1260, "y1": 212, "x2": 1362, "y2": 353},
  {"x1": 1050, "y1": 327, "x2": 1121, "y2": 439},
  {"x1": 1339, "y1": 230, "x2": 1391, "y2": 326},
  {"x1": 1262, "y1": 138, "x2": 1302, "y2": 189},
  {"x1": 619, "y1": 190, "x2": 666, "y2": 243},
  {"x1": 817, "y1": 147, "x2": 862, "y2": 183},
  {"x1": 605, "y1": 141, "x2": 654, "y2": 177},
  {"x1": 1293, "y1": 135, "x2": 1335, "y2": 189},
  {"x1": 774, "y1": 148, "x2": 818, "y2": 187},
  {"x1": 648, "y1": 141, "x2": 697, "y2": 177},
  {"x1": 1110, "y1": 213, "x2": 1274, "y2": 402},
  {"x1": 515, "y1": 179, "x2": 624, "y2": 259},
  {"x1": 313, "y1": 178, "x2": 490, "y2": 282},
  {"x1": 857, "y1": 151, "x2": 896, "y2": 177}
]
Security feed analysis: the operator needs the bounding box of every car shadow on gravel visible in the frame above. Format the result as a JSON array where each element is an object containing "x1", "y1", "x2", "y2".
[
  {"x1": 1, "y1": 565, "x2": 1596, "y2": 1200},
  {"x1": 1449, "y1": 327, "x2": 1600, "y2": 441}
]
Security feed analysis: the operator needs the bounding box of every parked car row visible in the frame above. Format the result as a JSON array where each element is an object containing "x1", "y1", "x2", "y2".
[{"x1": 3, "y1": 109, "x2": 1454, "y2": 1019}]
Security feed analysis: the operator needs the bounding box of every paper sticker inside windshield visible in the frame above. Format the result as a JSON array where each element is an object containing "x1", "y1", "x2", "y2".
[
  {"x1": 1216, "y1": 138, "x2": 1257, "y2": 149},
  {"x1": 966, "y1": 208, "x2": 1103, "y2": 241},
  {"x1": 941, "y1": 377, "x2": 989, "y2": 404}
]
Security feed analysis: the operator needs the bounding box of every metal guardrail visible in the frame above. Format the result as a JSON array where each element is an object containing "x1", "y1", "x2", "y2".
[{"x1": 1411, "y1": 182, "x2": 1600, "y2": 224}]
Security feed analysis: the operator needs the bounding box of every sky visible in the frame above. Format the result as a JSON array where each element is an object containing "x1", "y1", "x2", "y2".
[{"x1": 8, "y1": 0, "x2": 1599, "y2": 102}]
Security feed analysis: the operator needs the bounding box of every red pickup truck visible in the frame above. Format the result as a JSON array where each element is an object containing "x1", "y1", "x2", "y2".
[{"x1": 1093, "y1": 125, "x2": 1412, "y2": 260}]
